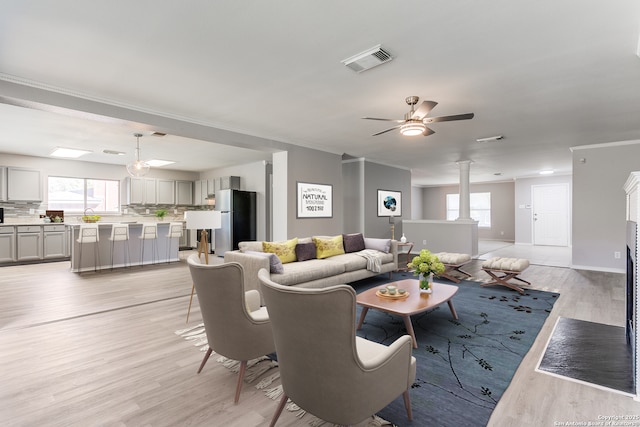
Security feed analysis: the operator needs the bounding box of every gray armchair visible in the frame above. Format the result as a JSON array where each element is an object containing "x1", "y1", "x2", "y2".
[
  {"x1": 187, "y1": 254, "x2": 275, "y2": 403},
  {"x1": 257, "y1": 268, "x2": 415, "y2": 426}
]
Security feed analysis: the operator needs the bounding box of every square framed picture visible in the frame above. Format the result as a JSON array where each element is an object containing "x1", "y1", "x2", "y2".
[
  {"x1": 377, "y1": 189, "x2": 402, "y2": 217},
  {"x1": 297, "y1": 182, "x2": 333, "y2": 218}
]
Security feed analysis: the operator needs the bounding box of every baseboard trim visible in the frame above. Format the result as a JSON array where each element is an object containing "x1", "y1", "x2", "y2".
[{"x1": 571, "y1": 264, "x2": 625, "y2": 274}]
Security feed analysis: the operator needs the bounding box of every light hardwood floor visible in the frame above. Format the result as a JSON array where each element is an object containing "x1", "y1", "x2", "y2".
[{"x1": 1, "y1": 248, "x2": 639, "y2": 426}]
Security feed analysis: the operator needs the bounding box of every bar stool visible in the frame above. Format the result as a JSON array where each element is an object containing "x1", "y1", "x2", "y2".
[
  {"x1": 109, "y1": 223, "x2": 130, "y2": 269},
  {"x1": 166, "y1": 222, "x2": 184, "y2": 263},
  {"x1": 139, "y1": 223, "x2": 159, "y2": 266},
  {"x1": 77, "y1": 224, "x2": 100, "y2": 273}
]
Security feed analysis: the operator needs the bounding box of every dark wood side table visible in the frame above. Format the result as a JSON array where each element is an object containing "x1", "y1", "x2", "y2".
[{"x1": 397, "y1": 242, "x2": 414, "y2": 272}]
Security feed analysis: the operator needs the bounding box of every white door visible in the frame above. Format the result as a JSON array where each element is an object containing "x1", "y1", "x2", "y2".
[{"x1": 532, "y1": 183, "x2": 569, "y2": 246}]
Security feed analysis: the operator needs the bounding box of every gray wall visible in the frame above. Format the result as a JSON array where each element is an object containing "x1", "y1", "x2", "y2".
[
  {"x1": 514, "y1": 174, "x2": 571, "y2": 245},
  {"x1": 282, "y1": 147, "x2": 344, "y2": 240},
  {"x1": 417, "y1": 181, "x2": 516, "y2": 241},
  {"x1": 572, "y1": 140, "x2": 640, "y2": 272},
  {"x1": 342, "y1": 158, "x2": 365, "y2": 233},
  {"x1": 364, "y1": 160, "x2": 412, "y2": 239}
]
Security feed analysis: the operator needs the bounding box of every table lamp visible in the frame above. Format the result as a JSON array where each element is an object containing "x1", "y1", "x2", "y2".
[
  {"x1": 184, "y1": 210, "x2": 222, "y2": 264},
  {"x1": 184, "y1": 210, "x2": 222, "y2": 323}
]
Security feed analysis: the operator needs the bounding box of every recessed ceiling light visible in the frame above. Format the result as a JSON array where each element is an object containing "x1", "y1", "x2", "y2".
[
  {"x1": 146, "y1": 159, "x2": 175, "y2": 167},
  {"x1": 539, "y1": 170, "x2": 554, "y2": 175},
  {"x1": 476, "y1": 135, "x2": 504, "y2": 143},
  {"x1": 50, "y1": 147, "x2": 92, "y2": 158}
]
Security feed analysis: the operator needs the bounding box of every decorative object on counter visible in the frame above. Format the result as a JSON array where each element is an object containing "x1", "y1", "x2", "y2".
[
  {"x1": 155, "y1": 209, "x2": 168, "y2": 220},
  {"x1": 184, "y1": 210, "x2": 222, "y2": 322},
  {"x1": 45, "y1": 210, "x2": 64, "y2": 223},
  {"x1": 81, "y1": 208, "x2": 101, "y2": 223},
  {"x1": 400, "y1": 233, "x2": 407, "y2": 243},
  {"x1": 407, "y1": 249, "x2": 445, "y2": 293},
  {"x1": 126, "y1": 133, "x2": 150, "y2": 177}
]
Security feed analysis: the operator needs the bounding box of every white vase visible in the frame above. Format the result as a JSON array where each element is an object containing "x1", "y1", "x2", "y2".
[
  {"x1": 419, "y1": 273, "x2": 433, "y2": 293},
  {"x1": 400, "y1": 233, "x2": 407, "y2": 243}
]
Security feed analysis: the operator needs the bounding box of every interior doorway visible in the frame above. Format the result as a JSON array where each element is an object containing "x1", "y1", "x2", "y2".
[{"x1": 532, "y1": 183, "x2": 570, "y2": 246}]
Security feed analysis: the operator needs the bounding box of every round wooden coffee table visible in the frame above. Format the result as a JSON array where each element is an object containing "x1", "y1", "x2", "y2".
[{"x1": 356, "y1": 279, "x2": 459, "y2": 349}]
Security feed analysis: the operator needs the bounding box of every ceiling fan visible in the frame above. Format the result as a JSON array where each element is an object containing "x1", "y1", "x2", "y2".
[{"x1": 363, "y1": 96, "x2": 474, "y2": 137}]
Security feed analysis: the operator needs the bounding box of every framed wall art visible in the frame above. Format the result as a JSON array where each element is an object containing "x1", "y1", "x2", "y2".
[
  {"x1": 377, "y1": 189, "x2": 402, "y2": 217},
  {"x1": 297, "y1": 182, "x2": 333, "y2": 218}
]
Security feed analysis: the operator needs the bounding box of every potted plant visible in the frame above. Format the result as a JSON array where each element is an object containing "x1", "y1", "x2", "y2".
[
  {"x1": 155, "y1": 209, "x2": 168, "y2": 221},
  {"x1": 407, "y1": 249, "x2": 445, "y2": 293}
]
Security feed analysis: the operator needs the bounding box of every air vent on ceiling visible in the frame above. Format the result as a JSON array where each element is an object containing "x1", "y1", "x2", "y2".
[
  {"x1": 341, "y1": 44, "x2": 393, "y2": 73},
  {"x1": 103, "y1": 149, "x2": 126, "y2": 155},
  {"x1": 151, "y1": 131, "x2": 167, "y2": 137}
]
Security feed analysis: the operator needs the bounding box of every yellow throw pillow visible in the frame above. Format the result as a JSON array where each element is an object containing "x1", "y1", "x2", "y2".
[
  {"x1": 312, "y1": 235, "x2": 345, "y2": 259},
  {"x1": 263, "y1": 238, "x2": 299, "y2": 264}
]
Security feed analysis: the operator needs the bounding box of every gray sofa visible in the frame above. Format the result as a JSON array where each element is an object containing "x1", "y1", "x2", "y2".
[{"x1": 224, "y1": 236, "x2": 398, "y2": 293}]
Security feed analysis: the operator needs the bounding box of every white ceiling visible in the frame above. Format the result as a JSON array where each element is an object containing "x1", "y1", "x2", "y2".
[{"x1": 1, "y1": 1, "x2": 639, "y2": 185}]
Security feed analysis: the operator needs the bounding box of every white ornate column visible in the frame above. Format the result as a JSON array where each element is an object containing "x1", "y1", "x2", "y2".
[{"x1": 456, "y1": 160, "x2": 473, "y2": 221}]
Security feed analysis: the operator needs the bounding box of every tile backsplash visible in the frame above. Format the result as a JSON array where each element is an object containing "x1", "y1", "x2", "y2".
[{"x1": 0, "y1": 201, "x2": 207, "y2": 224}]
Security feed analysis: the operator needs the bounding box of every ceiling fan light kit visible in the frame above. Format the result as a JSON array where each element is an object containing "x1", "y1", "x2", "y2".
[
  {"x1": 363, "y1": 96, "x2": 474, "y2": 137},
  {"x1": 126, "y1": 133, "x2": 150, "y2": 177},
  {"x1": 400, "y1": 121, "x2": 426, "y2": 136}
]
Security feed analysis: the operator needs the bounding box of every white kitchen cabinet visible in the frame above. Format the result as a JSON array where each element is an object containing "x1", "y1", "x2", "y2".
[
  {"x1": 0, "y1": 226, "x2": 16, "y2": 263},
  {"x1": 125, "y1": 177, "x2": 157, "y2": 205},
  {"x1": 16, "y1": 226, "x2": 43, "y2": 261},
  {"x1": 207, "y1": 179, "x2": 216, "y2": 196},
  {"x1": 0, "y1": 167, "x2": 7, "y2": 201},
  {"x1": 194, "y1": 180, "x2": 204, "y2": 205},
  {"x1": 157, "y1": 179, "x2": 176, "y2": 205},
  {"x1": 193, "y1": 179, "x2": 213, "y2": 205},
  {"x1": 43, "y1": 225, "x2": 67, "y2": 259},
  {"x1": 176, "y1": 180, "x2": 193, "y2": 205},
  {"x1": 7, "y1": 167, "x2": 42, "y2": 201}
]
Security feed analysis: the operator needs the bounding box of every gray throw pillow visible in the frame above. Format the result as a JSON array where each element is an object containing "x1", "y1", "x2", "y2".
[
  {"x1": 342, "y1": 233, "x2": 365, "y2": 253},
  {"x1": 364, "y1": 237, "x2": 392, "y2": 253},
  {"x1": 245, "y1": 250, "x2": 284, "y2": 274},
  {"x1": 295, "y1": 242, "x2": 317, "y2": 262}
]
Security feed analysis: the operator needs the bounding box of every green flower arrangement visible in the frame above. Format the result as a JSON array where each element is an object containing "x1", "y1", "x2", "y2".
[{"x1": 407, "y1": 249, "x2": 445, "y2": 290}]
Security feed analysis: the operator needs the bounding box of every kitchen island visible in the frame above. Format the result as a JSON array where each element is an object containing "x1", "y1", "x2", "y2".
[{"x1": 69, "y1": 222, "x2": 183, "y2": 272}]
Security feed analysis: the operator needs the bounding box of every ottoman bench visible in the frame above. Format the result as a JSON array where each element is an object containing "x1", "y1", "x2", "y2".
[
  {"x1": 481, "y1": 256, "x2": 530, "y2": 294},
  {"x1": 434, "y1": 252, "x2": 472, "y2": 283}
]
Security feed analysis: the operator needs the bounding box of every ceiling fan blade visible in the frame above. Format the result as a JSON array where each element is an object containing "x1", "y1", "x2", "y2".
[
  {"x1": 362, "y1": 117, "x2": 405, "y2": 122},
  {"x1": 423, "y1": 113, "x2": 475, "y2": 123},
  {"x1": 411, "y1": 101, "x2": 438, "y2": 120},
  {"x1": 423, "y1": 127, "x2": 435, "y2": 136},
  {"x1": 372, "y1": 125, "x2": 401, "y2": 136}
]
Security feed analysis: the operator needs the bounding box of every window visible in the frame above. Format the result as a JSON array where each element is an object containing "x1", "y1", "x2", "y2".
[
  {"x1": 48, "y1": 176, "x2": 120, "y2": 213},
  {"x1": 446, "y1": 192, "x2": 491, "y2": 227}
]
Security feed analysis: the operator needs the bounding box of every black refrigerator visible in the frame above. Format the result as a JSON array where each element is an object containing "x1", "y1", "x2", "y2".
[{"x1": 214, "y1": 189, "x2": 256, "y2": 256}]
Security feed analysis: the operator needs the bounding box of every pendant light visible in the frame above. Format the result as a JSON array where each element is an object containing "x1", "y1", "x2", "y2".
[{"x1": 126, "y1": 133, "x2": 150, "y2": 177}]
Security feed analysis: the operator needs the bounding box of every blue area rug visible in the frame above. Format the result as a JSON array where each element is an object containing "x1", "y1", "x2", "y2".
[{"x1": 352, "y1": 272, "x2": 559, "y2": 427}]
